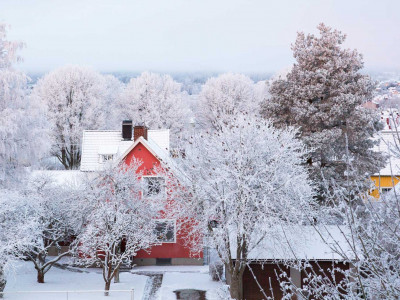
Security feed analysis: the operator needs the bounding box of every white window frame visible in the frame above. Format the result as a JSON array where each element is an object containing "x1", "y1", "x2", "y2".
[
  {"x1": 380, "y1": 187, "x2": 393, "y2": 195},
  {"x1": 99, "y1": 154, "x2": 114, "y2": 163},
  {"x1": 142, "y1": 175, "x2": 166, "y2": 198},
  {"x1": 154, "y1": 219, "x2": 176, "y2": 243}
]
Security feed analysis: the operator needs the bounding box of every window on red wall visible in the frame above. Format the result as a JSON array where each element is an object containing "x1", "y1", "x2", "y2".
[
  {"x1": 154, "y1": 220, "x2": 175, "y2": 243},
  {"x1": 143, "y1": 176, "x2": 165, "y2": 197}
]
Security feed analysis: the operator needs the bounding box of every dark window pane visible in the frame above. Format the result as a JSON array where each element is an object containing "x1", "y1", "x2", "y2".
[
  {"x1": 154, "y1": 220, "x2": 175, "y2": 242},
  {"x1": 145, "y1": 177, "x2": 164, "y2": 196}
]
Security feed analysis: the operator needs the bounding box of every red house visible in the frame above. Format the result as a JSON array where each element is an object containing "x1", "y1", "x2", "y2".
[{"x1": 80, "y1": 120, "x2": 203, "y2": 266}]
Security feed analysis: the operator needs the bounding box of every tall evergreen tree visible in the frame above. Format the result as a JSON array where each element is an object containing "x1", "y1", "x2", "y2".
[{"x1": 261, "y1": 23, "x2": 384, "y2": 199}]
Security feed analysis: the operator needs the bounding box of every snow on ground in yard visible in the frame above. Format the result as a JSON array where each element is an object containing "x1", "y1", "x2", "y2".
[
  {"x1": 132, "y1": 265, "x2": 210, "y2": 273},
  {"x1": 158, "y1": 271, "x2": 225, "y2": 300},
  {"x1": 3, "y1": 261, "x2": 147, "y2": 300}
]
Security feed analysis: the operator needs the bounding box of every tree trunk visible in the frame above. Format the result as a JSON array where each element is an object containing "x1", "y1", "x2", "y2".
[
  {"x1": 37, "y1": 269, "x2": 45, "y2": 283},
  {"x1": 104, "y1": 281, "x2": 111, "y2": 296},
  {"x1": 114, "y1": 267, "x2": 120, "y2": 283},
  {"x1": 0, "y1": 269, "x2": 6, "y2": 299},
  {"x1": 229, "y1": 271, "x2": 243, "y2": 300}
]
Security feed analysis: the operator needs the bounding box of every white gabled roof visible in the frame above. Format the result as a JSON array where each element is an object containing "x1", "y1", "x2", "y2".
[
  {"x1": 374, "y1": 131, "x2": 400, "y2": 176},
  {"x1": 231, "y1": 226, "x2": 353, "y2": 261},
  {"x1": 80, "y1": 129, "x2": 170, "y2": 172}
]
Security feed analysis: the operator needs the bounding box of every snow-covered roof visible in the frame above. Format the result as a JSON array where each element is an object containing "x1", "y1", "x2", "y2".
[
  {"x1": 374, "y1": 131, "x2": 400, "y2": 176},
  {"x1": 80, "y1": 129, "x2": 170, "y2": 172},
  {"x1": 231, "y1": 226, "x2": 353, "y2": 261}
]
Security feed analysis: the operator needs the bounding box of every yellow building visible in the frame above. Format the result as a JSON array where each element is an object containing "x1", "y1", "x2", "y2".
[{"x1": 371, "y1": 130, "x2": 400, "y2": 198}]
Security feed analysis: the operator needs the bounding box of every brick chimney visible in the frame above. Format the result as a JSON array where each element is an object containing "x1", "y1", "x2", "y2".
[{"x1": 134, "y1": 125, "x2": 148, "y2": 141}]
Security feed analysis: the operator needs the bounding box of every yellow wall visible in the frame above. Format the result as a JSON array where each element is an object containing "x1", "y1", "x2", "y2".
[{"x1": 370, "y1": 175, "x2": 400, "y2": 198}]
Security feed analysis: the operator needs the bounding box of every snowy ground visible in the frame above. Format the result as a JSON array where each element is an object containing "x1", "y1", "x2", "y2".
[
  {"x1": 159, "y1": 271, "x2": 224, "y2": 299},
  {"x1": 3, "y1": 261, "x2": 147, "y2": 300},
  {"x1": 3, "y1": 261, "x2": 226, "y2": 300},
  {"x1": 132, "y1": 265, "x2": 226, "y2": 299}
]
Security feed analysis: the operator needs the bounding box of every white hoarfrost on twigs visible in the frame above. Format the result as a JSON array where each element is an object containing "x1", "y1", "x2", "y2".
[
  {"x1": 196, "y1": 73, "x2": 263, "y2": 130},
  {"x1": 120, "y1": 72, "x2": 192, "y2": 143},
  {"x1": 0, "y1": 23, "x2": 50, "y2": 185},
  {"x1": 32, "y1": 65, "x2": 120, "y2": 169},
  {"x1": 0, "y1": 189, "x2": 40, "y2": 296},
  {"x1": 174, "y1": 115, "x2": 316, "y2": 299},
  {"x1": 23, "y1": 173, "x2": 88, "y2": 284},
  {"x1": 73, "y1": 160, "x2": 167, "y2": 296},
  {"x1": 286, "y1": 140, "x2": 400, "y2": 299}
]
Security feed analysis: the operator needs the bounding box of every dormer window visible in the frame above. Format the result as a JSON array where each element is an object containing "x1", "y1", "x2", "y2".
[
  {"x1": 98, "y1": 145, "x2": 118, "y2": 164},
  {"x1": 100, "y1": 154, "x2": 114, "y2": 162}
]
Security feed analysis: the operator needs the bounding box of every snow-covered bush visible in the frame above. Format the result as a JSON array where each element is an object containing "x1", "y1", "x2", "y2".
[{"x1": 209, "y1": 261, "x2": 224, "y2": 281}]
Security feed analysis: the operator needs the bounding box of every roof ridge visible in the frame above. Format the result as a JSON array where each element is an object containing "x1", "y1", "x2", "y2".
[{"x1": 83, "y1": 130, "x2": 121, "y2": 132}]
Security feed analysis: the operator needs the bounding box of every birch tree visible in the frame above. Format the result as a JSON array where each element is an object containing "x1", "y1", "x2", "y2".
[
  {"x1": 175, "y1": 115, "x2": 315, "y2": 299},
  {"x1": 32, "y1": 65, "x2": 111, "y2": 169},
  {"x1": 261, "y1": 23, "x2": 384, "y2": 200},
  {"x1": 0, "y1": 23, "x2": 49, "y2": 185}
]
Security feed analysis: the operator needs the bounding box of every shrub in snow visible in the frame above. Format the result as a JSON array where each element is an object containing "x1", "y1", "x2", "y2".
[{"x1": 209, "y1": 261, "x2": 224, "y2": 281}]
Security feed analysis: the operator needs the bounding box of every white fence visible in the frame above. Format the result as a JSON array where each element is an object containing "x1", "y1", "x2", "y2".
[{"x1": 0, "y1": 289, "x2": 134, "y2": 300}]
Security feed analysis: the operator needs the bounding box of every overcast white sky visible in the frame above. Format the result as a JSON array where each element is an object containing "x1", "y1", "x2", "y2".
[{"x1": 1, "y1": 0, "x2": 399, "y2": 73}]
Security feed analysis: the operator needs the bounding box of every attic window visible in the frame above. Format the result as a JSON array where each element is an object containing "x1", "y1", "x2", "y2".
[{"x1": 143, "y1": 176, "x2": 165, "y2": 197}]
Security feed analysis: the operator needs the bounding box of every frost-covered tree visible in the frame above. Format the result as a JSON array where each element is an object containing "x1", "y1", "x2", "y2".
[
  {"x1": 102, "y1": 74, "x2": 124, "y2": 129},
  {"x1": 197, "y1": 73, "x2": 261, "y2": 130},
  {"x1": 0, "y1": 24, "x2": 50, "y2": 185},
  {"x1": 175, "y1": 116, "x2": 315, "y2": 299},
  {"x1": 261, "y1": 23, "x2": 384, "y2": 199},
  {"x1": 25, "y1": 173, "x2": 86, "y2": 283},
  {"x1": 74, "y1": 161, "x2": 164, "y2": 296},
  {"x1": 120, "y1": 72, "x2": 191, "y2": 142},
  {"x1": 32, "y1": 66, "x2": 111, "y2": 169},
  {"x1": 0, "y1": 189, "x2": 39, "y2": 296}
]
